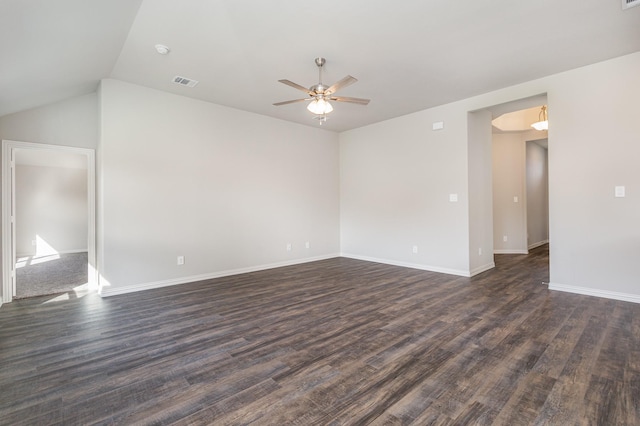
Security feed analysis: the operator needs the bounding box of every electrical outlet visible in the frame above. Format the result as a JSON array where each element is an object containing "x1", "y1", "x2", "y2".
[
  {"x1": 286, "y1": 243, "x2": 292, "y2": 252},
  {"x1": 478, "y1": 247, "x2": 482, "y2": 255},
  {"x1": 412, "y1": 245, "x2": 418, "y2": 254},
  {"x1": 177, "y1": 256, "x2": 185, "y2": 265},
  {"x1": 305, "y1": 241, "x2": 310, "y2": 249},
  {"x1": 503, "y1": 236, "x2": 508, "y2": 242}
]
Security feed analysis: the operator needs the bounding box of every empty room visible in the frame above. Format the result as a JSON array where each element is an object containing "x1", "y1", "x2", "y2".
[{"x1": 1, "y1": 1, "x2": 639, "y2": 424}]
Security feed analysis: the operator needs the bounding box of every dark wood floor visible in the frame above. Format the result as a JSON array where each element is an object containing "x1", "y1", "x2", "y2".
[{"x1": 1, "y1": 245, "x2": 638, "y2": 425}]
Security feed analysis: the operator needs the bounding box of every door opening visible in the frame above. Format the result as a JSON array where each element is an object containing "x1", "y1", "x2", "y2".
[
  {"x1": 1, "y1": 140, "x2": 96, "y2": 304},
  {"x1": 487, "y1": 97, "x2": 550, "y2": 275},
  {"x1": 491, "y1": 106, "x2": 549, "y2": 254}
]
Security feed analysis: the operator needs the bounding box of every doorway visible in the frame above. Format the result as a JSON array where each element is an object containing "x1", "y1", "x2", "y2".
[
  {"x1": 491, "y1": 105, "x2": 549, "y2": 254},
  {"x1": 2, "y1": 140, "x2": 96, "y2": 303}
]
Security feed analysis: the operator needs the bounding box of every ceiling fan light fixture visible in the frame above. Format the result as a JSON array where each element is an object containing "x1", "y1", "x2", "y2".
[
  {"x1": 307, "y1": 98, "x2": 333, "y2": 115},
  {"x1": 531, "y1": 105, "x2": 548, "y2": 130},
  {"x1": 274, "y1": 58, "x2": 369, "y2": 124}
]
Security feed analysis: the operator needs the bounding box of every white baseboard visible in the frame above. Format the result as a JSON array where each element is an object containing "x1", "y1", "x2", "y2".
[
  {"x1": 58, "y1": 248, "x2": 88, "y2": 254},
  {"x1": 17, "y1": 248, "x2": 88, "y2": 257},
  {"x1": 493, "y1": 249, "x2": 528, "y2": 255},
  {"x1": 98, "y1": 253, "x2": 341, "y2": 297},
  {"x1": 528, "y1": 240, "x2": 549, "y2": 250},
  {"x1": 549, "y1": 282, "x2": 640, "y2": 304},
  {"x1": 340, "y1": 253, "x2": 471, "y2": 277},
  {"x1": 469, "y1": 262, "x2": 495, "y2": 277}
]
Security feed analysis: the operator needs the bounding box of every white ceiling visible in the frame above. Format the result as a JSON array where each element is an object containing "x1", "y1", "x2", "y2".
[{"x1": 2, "y1": 0, "x2": 639, "y2": 132}]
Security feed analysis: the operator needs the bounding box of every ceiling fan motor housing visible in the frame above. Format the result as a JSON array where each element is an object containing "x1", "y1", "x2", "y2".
[{"x1": 311, "y1": 84, "x2": 328, "y2": 95}]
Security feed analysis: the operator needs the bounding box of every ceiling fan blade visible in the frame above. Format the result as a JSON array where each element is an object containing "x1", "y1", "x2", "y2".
[
  {"x1": 278, "y1": 79, "x2": 313, "y2": 95},
  {"x1": 273, "y1": 98, "x2": 311, "y2": 106},
  {"x1": 326, "y1": 75, "x2": 357, "y2": 95},
  {"x1": 329, "y1": 96, "x2": 370, "y2": 105}
]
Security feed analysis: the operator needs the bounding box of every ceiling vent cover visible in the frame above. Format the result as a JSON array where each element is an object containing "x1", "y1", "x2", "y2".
[
  {"x1": 172, "y1": 76, "x2": 199, "y2": 88},
  {"x1": 622, "y1": 0, "x2": 640, "y2": 9}
]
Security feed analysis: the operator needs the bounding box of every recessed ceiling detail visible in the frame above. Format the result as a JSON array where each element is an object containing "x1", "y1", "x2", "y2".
[{"x1": 492, "y1": 106, "x2": 546, "y2": 132}]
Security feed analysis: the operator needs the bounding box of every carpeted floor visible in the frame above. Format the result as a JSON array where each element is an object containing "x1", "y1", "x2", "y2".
[{"x1": 15, "y1": 252, "x2": 88, "y2": 299}]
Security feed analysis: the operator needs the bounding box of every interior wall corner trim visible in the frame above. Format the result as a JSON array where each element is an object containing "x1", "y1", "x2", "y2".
[{"x1": 469, "y1": 262, "x2": 496, "y2": 277}]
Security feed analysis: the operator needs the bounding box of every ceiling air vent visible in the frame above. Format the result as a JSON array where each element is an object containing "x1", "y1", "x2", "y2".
[
  {"x1": 622, "y1": 0, "x2": 640, "y2": 9},
  {"x1": 172, "y1": 76, "x2": 199, "y2": 88}
]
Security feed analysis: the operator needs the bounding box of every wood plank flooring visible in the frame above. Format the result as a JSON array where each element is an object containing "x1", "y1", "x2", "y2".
[{"x1": 1, "y1": 245, "x2": 639, "y2": 425}]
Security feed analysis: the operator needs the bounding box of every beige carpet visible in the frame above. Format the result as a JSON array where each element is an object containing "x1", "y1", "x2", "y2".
[{"x1": 15, "y1": 252, "x2": 88, "y2": 299}]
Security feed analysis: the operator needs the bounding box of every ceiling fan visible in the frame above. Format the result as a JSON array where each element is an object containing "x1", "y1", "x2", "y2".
[{"x1": 273, "y1": 57, "x2": 370, "y2": 123}]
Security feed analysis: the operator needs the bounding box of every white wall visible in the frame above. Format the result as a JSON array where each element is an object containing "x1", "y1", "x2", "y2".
[
  {"x1": 546, "y1": 53, "x2": 640, "y2": 299},
  {"x1": 1, "y1": 52, "x2": 638, "y2": 304},
  {"x1": 0, "y1": 93, "x2": 98, "y2": 149},
  {"x1": 491, "y1": 132, "x2": 549, "y2": 254},
  {"x1": 492, "y1": 133, "x2": 527, "y2": 254},
  {"x1": 340, "y1": 51, "x2": 640, "y2": 301},
  {"x1": 340, "y1": 102, "x2": 471, "y2": 276},
  {"x1": 467, "y1": 110, "x2": 495, "y2": 274},
  {"x1": 99, "y1": 79, "x2": 340, "y2": 293},
  {"x1": 526, "y1": 141, "x2": 549, "y2": 248},
  {"x1": 15, "y1": 165, "x2": 88, "y2": 256}
]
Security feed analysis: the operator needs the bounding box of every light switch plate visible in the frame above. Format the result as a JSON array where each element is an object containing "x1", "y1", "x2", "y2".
[
  {"x1": 449, "y1": 193, "x2": 458, "y2": 202},
  {"x1": 615, "y1": 186, "x2": 626, "y2": 198}
]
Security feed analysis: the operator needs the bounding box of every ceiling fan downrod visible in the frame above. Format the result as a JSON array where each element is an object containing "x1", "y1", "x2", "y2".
[{"x1": 313, "y1": 57, "x2": 327, "y2": 95}]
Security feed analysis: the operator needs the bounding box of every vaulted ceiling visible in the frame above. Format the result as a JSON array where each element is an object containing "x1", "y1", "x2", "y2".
[{"x1": 2, "y1": 0, "x2": 639, "y2": 132}]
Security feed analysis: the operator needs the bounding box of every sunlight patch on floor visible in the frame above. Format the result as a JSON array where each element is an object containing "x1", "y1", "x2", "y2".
[
  {"x1": 17, "y1": 235, "x2": 63, "y2": 269},
  {"x1": 40, "y1": 283, "x2": 90, "y2": 304}
]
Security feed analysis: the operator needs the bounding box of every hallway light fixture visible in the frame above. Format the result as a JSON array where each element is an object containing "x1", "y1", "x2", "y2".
[{"x1": 531, "y1": 105, "x2": 548, "y2": 130}]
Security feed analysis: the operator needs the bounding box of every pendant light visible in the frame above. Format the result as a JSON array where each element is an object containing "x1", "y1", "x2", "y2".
[{"x1": 531, "y1": 105, "x2": 548, "y2": 130}]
